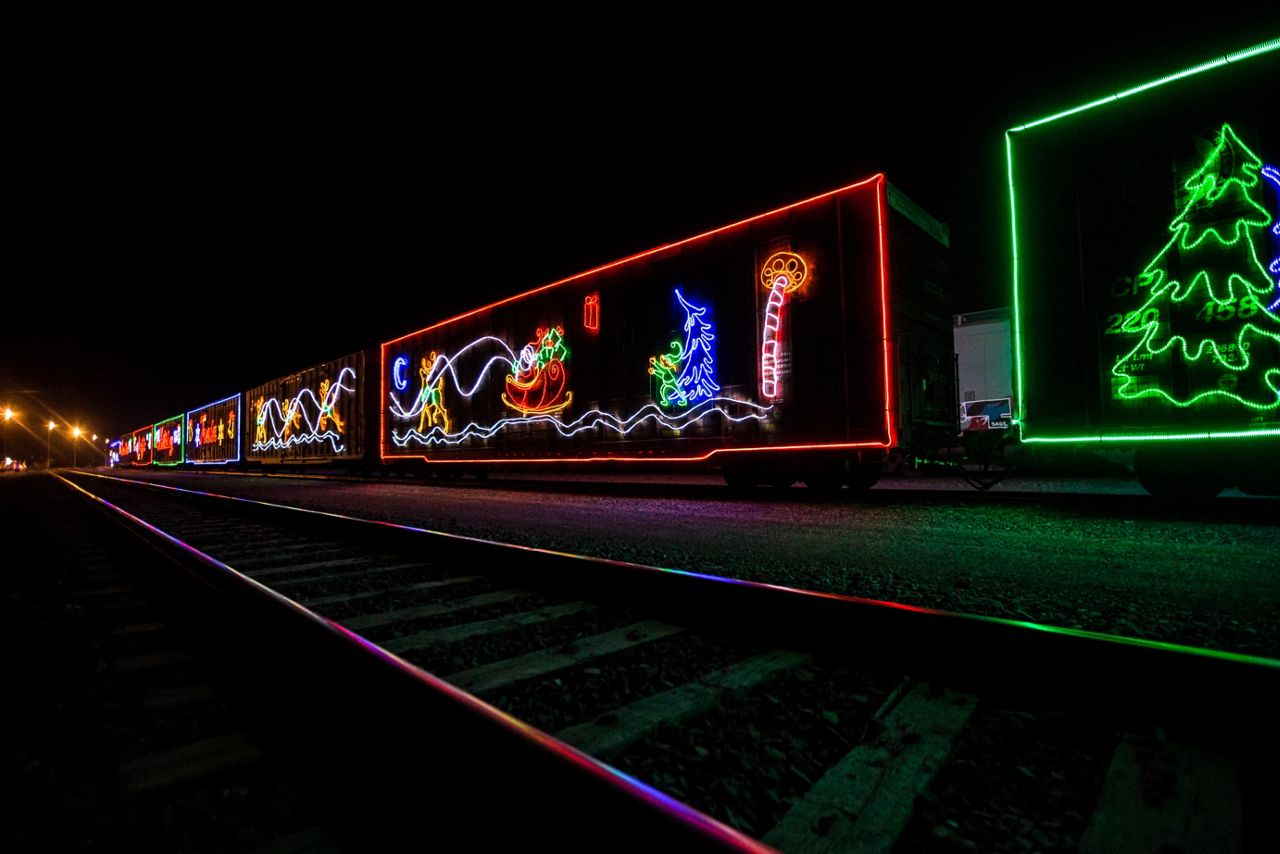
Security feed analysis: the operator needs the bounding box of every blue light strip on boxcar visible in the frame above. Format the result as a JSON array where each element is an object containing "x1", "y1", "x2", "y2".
[{"x1": 187, "y1": 393, "x2": 242, "y2": 465}]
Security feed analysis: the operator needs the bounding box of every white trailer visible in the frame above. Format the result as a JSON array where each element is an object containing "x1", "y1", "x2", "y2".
[{"x1": 954, "y1": 308, "x2": 1013, "y2": 432}]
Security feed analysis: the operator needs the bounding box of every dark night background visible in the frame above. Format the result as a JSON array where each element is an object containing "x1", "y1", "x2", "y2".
[{"x1": 5, "y1": 10, "x2": 1278, "y2": 460}]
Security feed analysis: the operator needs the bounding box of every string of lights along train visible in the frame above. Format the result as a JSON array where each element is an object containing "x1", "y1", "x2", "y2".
[{"x1": 98, "y1": 37, "x2": 1277, "y2": 499}]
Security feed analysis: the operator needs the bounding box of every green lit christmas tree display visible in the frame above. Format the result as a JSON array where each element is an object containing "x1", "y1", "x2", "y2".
[{"x1": 1111, "y1": 123, "x2": 1280, "y2": 411}]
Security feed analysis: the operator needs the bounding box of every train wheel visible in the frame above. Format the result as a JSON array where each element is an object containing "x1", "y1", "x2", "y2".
[
  {"x1": 802, "y1": 469, "x2": 844, "y2": 496},
  {"x1": 1134, "y1": 448, "x2": 1225, "y2": 499},
  {"x1": 844, "y1": 463, "x2": 881, "y2": 491},
  {"x1": 759, "y1": 461, "x2": 796, "y2": 490},
  {"x1": 1136, "y1": 472, "x2": 1225, "y2": 500},
  {"x1": 721, "y1": 464, "x2": 757, "y2": 491},
  {"x1": 765, "y1": 474, "x2": 797, "y2": 490}
]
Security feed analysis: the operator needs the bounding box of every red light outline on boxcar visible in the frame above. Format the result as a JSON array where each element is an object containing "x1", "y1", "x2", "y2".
[{"x1": 381, "y1": 174, "x2": 896, "y2": 463}]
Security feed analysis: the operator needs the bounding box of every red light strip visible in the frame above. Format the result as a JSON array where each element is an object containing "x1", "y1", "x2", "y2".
[
  {"x1": 131, "y1": 424, "x2": 153, "y2": 467},
  {"x1": 876, "y1": 176, "x2": 896, "y2": 447},
  {"x1": 385, "y1": 174, "x2": 882, "y2": 348},
  {"x1": 394, "y1": 440, "x2": 891, "y2": 466},
  {"x1": 381, "y1": 173, "x2": 895, "y2": 463}
]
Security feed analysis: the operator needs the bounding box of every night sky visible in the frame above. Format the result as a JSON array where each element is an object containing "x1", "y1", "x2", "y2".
[{"x1": 6, "y1": 11, "x2": 1277, "y2": 458}]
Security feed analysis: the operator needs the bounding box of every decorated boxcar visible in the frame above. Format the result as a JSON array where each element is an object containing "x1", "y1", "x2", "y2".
[
  {"x1": 1006, "y1": 38, "x2": 1280, "y2": 496},
  {"x1": 152, "y1": 413, "x2": 184, "y2": 467},
  {"x1": 186, "y1": 394, "x2": 242, "y2": 466},
  {"x1": 118, "y1": 425, "x2": 153, "y2": 467},
  {"x1": 381, "y1": 174, "x2": 953, "y2": 488},
  {"x1": 245, "y1": 351, "x2": 373, "y2": 466}
]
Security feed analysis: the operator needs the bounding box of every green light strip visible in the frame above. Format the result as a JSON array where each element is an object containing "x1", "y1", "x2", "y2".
[
  {"x1": 994, "y1": 616, "x2": 1279, "y2": 669},
  {"x1": 1009, "y1": 37, "x2": 1280, "y2": 133},
  {"x1": 152, "y1": 414, "x2": 186, "y2": 466},
  {"x1": 1006, "y1": 131, "x2": 1028, "y2": 437},
  {"x1": 1227, "y1": 36, "x2": 1280, "y2": 62},
  {"x1": 1025, "y1": 428, "x2": 1280, "y2": 444}
]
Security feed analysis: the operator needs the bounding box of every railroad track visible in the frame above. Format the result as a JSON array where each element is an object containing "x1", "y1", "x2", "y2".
[
  {"x1": 55, "y1": 470, "x2": 1279, "y2": 852},
  {"x1": 5, "y1": 474, "x2": 344, "y2": 851}
]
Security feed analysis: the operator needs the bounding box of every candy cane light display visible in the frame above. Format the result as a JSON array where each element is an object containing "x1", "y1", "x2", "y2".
[{"x1": 760, "y1": 251, "x2": 808, "y2": 399}]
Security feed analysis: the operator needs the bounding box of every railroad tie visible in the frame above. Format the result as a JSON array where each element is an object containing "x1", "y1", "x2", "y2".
[
  {"x1": 762, "y1": 681, "x2": 976, "y2": 854},
  {"x1": 555, "y1": 649, "x2": 809, "y2": 759},
  {"x1": 341, "y1": 589, "x2": 531, "y2": 632},
  {"x1": 381, "y1": 601, "x2": 595, "y2": 655},
  {"x1": 1079, "y1": 736, "x2": 1242, "y2": 854},
  {"x1": 119, "y1": 733, "x2": 262, "y2": 794},
  {"x1": 445, "y1": 620, "x2": 684, "y2": 695}
]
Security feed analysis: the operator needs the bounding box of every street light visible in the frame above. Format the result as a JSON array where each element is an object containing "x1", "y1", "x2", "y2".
[
  {"x1": 72, "y1": 427, "x2": 82, "y2": 468},
  {"x1": 47, "y1": 421, "x2": 56, "y2": 469},
  {"x1": 2, "y1": 407, "x2": 12, "y2": 464}
]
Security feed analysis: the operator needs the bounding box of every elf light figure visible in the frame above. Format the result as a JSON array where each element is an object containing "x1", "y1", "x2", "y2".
[
  {"x1": 760, "y1": 251, "x2": 808, "y2": 399},
  {"x1": 649, "y1": 289, "x2": 719, "y2": 408}
]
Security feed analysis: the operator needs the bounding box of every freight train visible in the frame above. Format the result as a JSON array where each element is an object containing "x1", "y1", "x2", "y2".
[
  {"x1": 116, "y1": 174, "x2": 955, "y2": 491},
  {"x1": 114, "y1": 37, "x2": 1280, "y2": 497}
]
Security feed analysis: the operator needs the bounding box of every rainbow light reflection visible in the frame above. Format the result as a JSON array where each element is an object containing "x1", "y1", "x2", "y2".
[
  {"x1": 54, "y1": 471, "x2": 767, "y2": 852},
  {"x1": 78, "y1": 470, "x2": 1280, "y2": 671}
]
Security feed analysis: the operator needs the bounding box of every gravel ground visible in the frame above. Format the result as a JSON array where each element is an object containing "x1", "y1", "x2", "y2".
[
  {"x1": 102, "y1": 470, "x2": 1280, "y2": 657},
  {"x1": 892, "y1": 704, "x2": 1114, "y2": 853}
]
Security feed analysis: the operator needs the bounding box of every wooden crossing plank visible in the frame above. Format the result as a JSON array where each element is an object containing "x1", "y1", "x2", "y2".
[
  {"x1": 143, "y1": 683, "x2": 217, "y2": 710},
  {"x1": 245, "y1": 556, "x2": 383, "y2": 580},
  {"x1": 110, "y1": 621, "x2": 167, "y2": 637},
  {"x1": 120, "y1": 733, "x2": 261, "y2": 794},
  {"x1": 382, "y1": 601, "x2": 595, "y2": 654},
  {"x1": 252, "y1": 825, "x2": 344, "y2": 854},
  {"x1": 555, "y1": 650, "x2": 808, "y2": 758},
  {"x1": 763, "y1": 683, "x2": 976, "y2": 854},
  {"x1": 270, "y1": 563, "x2": 438, "y2": 592},
  {"x1": 114, "y1": 649, "x2": 189, "y2": 673},
  {"x1": 75, "y1": 585, "x2": 132, "y2": 596},
  {"x1": 1080, "y1": 738, "x2": 1241, "y2": 854},
  {"x1": 341, "y1": 590, "x2": 531, "y2": 632},
  {"x1": 222, "y1": 543, "x2": 341, "y2": 566},
  {"x1": 298, "y1": 576, "x2": 475, "y2": 608},
  {"x1": 445, "y1": 620, "x2": 684, "y2": 695}
]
